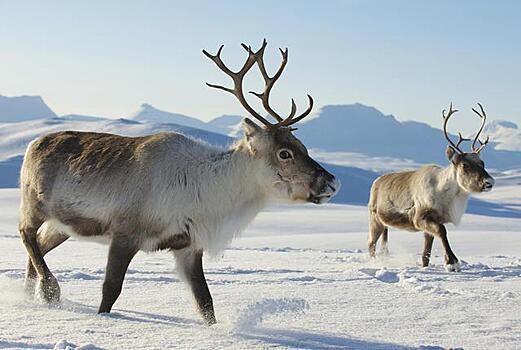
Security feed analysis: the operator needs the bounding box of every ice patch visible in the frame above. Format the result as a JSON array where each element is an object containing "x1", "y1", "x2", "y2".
[{"x1": 233, "y1": 298, "x2": 309, "y2": 331}]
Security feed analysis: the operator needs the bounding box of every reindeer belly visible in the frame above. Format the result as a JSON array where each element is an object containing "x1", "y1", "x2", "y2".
[
  {"x1": 46, "y1": 218, "x2": 112, "y2": 245},
  {"x1": 377, "y1": 209, "x2": 417, "y2": 232},
  {"x1": 140, "y1": 232, "x2": 192, "y2": 252}
]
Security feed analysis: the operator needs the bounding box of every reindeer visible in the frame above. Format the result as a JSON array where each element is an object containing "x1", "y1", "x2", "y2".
[
  {"x1": 368, "y1": 103, "x2": 494, "y2": 271},
  {"x1": 18, "y1": 40, "x2": 340, "y2": 325}
]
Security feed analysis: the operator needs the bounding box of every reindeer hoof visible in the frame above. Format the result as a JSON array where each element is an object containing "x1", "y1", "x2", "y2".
[
  {"x1": 36, "y1": 276, "x2": 61, "y2": 304},
  {"x1": 445, "y1": 262, "x2": 461, "y2": 272},
  {"x1": 204, "y1": 316, "x2": 217, "y2": 326},
  {"x1": 201, "y1": 310, "x2": 217, "y2": 326}
]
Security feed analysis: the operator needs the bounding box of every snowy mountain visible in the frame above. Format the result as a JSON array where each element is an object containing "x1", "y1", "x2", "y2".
[
  {"x1": 0, "y1": 95, "x2": 56, "y2": 121},
  {"x1": 481, "y1": 120, "x2": 521, "y2": 151},
  {"x1": 206, "y1": 103, "x2": 521, "y2": 170},
  {"x1": 59, "y1": 114, "x2": 107, "y2": 122},
  {"x1": 130, "y1": 103, "x2": 242, "y2": 136},
  {"x1": 206, "y1": 114, "x2": 243, "y2": 136},
  {"x1": 292, "y1": 104, "x2": 521, "y2": 170},
  {"x1": 130, "y1": 103, "x2": 208, "y2": 129}
]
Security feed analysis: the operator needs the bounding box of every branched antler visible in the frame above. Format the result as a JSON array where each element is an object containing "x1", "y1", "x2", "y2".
[
  {"x1": 442, "y1": 102, "x2": 491, "y2": 154},
  {"x1": 471, "y1": 103, "x2": 490, "y2": 154},
  {"x1": 442, "y1": 103, "x2": 466, "y2": 154},
  {"x1": 204, "y1": 40, "x2": 313, "y2": 130}
]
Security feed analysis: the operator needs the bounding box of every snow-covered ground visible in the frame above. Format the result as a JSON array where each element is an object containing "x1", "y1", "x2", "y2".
[{"x1": 0, "y1": 175, "x2": 520, "y2": 349}]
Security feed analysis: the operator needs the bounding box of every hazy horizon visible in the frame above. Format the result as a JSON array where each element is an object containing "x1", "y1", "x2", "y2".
[{"x1": 1, "y1": 0, "x2": 520, "y2": 134}]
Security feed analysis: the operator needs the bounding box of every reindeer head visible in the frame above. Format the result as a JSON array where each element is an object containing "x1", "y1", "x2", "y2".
[
  {"x1": 204, "y1": 40, "x2": 340, "y2": 204},
  {"x1": 442, "y1": 103, "x2": 495, "y2": 193}
]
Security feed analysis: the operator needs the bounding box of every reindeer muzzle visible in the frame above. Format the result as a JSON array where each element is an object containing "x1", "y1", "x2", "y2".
[
  {"x1": 309, "y1": 176, "x2": 341, "y2": 204},
  {"x1": 482, "y1": 177, "x2": 495, "y2": 192}
]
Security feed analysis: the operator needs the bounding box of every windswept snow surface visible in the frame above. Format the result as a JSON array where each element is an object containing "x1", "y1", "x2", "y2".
[{"x1": 0, "y1": 178, "x2": 520, "y2": 349}]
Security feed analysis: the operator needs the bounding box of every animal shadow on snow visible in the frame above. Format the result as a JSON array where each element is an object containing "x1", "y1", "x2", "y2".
[
  {"x1": 60, "y1": 300, "x2": 200, "y2": 328},
  {"x1": 232, "y1": 298, "x2": 425, "y2": 350},
  {"x1": 466, "y1": 197, "x2": 521, "y2": 218},
  {"x1": 237, "y1": 327, "x2": 424, "y2": 350}
]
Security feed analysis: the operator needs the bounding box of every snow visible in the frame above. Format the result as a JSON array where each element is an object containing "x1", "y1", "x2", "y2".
[
  {"x1": 0, "y1": 96, "x2": 520, "y2": 349},
  {"x1": 0, "y1": 175, "x2": 520, "y2": 349},
  {"x1": 481, "y1": 120, "x2": 521, "y2": 152}
]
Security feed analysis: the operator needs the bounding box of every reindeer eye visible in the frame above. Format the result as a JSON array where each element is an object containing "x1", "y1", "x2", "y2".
[{"x1": 278, "y1": 150, "x2": 293, "y2": 160}]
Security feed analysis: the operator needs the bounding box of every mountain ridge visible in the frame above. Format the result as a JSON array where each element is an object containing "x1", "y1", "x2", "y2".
[
  {"x1": 0, "y1": 95, "x2": 56, "y2": 121},
  {"x1": 1, "y1": 94, "x2": 520, "y2": 169}
]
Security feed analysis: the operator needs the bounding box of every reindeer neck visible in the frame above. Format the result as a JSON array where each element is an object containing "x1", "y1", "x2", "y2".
[
  {"x1": 440, "y1": 164, "x2": 468, "y2": 198},
  {"x1": 204, "y1": 141, "x2": 268, "y2": 203}
]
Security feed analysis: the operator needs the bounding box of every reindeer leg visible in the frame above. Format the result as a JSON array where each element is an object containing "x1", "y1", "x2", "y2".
[
  {"x1": 416, "y1": 215, "x2": 459, "y2": 272},
  {"x1": 20, "y1": 220, "x2": 61, "y2": 303},
  {"x1": 368, "y1": 213, "x2": 385, "y2": 258},
  {"x1": 25, "y1": 229, "x2": 69, "y2": 296},
  {"x1": 380, "y1": 228, "x2": 389, "y2": 256},
  {"x1": 175, "y1": 249, "x2": 216, "y2": 325},
  {"x1": 421, "y1": 232, "x2": 434, "y2": 267},
  {"x1": 436, "y1": 225, "x2": 460, "y2": 272},
  {"x1": 25, "y1": 257, "x2": 38, "y2": 295},
  {"x1": 98, "y1": 236, "x2": 138, "y2": 313}
]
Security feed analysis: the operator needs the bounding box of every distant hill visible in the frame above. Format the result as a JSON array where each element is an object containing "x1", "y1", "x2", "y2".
[
  {"x1": 290, "y1": 104, "x2": 521, "y2": 170},
  {"x1": 482, "y1": 120, "x2": 521, "y2": 152},
  {"x1": 130, "y1": 103, "x2": 208, "y2": 129},
  {"x1": 130, "y1": 103, "x2": 243, "y2": 136},
  {"x1": 0, "y1": 95, "x2": 56, "y2": 121},
  {"x1": 206, "y1": 114, "x2": 243, "y2": 136},
  {"x1": 207, "y1": 103, "x2": 521, "y2": 170}
]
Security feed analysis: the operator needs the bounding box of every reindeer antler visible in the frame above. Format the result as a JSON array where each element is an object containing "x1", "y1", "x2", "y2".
[
  {"x1": 471, "y1": 103, "x2": 490, "y2": 154},
  {"x1": 204, "y1": 40, "x2": 314, "y2": 130},
  {"x1": 442, "y1": 103, "x2": 466, "y2": 154},
  {"x1": 442, "y1": 102, "x2": 491, "y2": 154}
]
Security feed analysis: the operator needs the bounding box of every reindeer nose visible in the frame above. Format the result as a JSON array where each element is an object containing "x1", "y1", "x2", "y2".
[
  {"x1": 483, "y1": 177, "x2": 495, "y2": 191},
  {"x1": 327, "y1": 176, "x2": 341, "y2": 195},
  {"x1": 317, "y1": 169, "x2": 335, "y2": 183}
]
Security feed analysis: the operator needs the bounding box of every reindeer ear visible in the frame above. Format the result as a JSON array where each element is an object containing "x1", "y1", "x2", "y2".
[
  {"x1": 242, "y1": 118, "x2": 263, "y2": 139},
  {"x1": 446, "y1": 146, "x2": 457, "y2": 162},
  {"x1": 446, "y1": 146, "x2": 462, "y2": 164}
]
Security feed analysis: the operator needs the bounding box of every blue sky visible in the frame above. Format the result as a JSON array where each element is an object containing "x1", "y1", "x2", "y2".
[{"x1": 1, "y1": 0, "x2": 520, "y2": 133}]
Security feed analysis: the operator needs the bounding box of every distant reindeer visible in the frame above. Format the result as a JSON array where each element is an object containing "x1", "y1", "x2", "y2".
[
  {"x1": 368, "y1": 103, "x2": 494, "y2": 271},
  {"x1": 18, "y1": 40, "x2": 340, "y2": 325}
]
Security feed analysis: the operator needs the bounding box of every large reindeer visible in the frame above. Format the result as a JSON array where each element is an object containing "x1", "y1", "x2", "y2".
[
  {"x1": 368, "y1": 103, "x2": 494, "y2": 271},
  {"x1": 18, "y1": 40, "x2": 340, "y2": 325}
]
